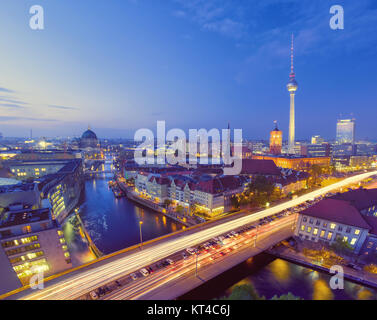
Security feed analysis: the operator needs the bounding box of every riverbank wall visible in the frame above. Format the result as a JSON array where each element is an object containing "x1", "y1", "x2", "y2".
[
  {"x1": 267, "y1": 246, "x2": 377, "y2": 290},
  {"x1": 118, "y1": 182, "x2": 192, "y2": 227}
]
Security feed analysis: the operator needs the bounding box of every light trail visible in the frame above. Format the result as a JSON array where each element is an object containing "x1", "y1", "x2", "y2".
[
  {"x1": 18, "y1": 170, "x2": 377, "y2": 300},
  {"x1": 108, "y1": 217, "x2": 295, "y2": 300}
]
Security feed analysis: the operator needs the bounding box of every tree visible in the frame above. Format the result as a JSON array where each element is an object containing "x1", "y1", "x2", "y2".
[
  {"x1": 331, "y1": 237, "x2": 354, "y2": 255},
  {"x1": 248, "y1": 176, "x2": 275, "y2": 196},
  {"x1": 247, "y1": 176, "x2": 275, "y2": 206},
  {"x1": 219, "y1": 284, "x2": 263, "y2": 300},
  {"x1": 271, "y1": 292, "x2": 303, "y2": 300},
  {"x1": 164, "y1": 199, "x2": 173, "y2": 208},
  {"x1": 308, "y1": 164, "x2": 323, "y2": 187},
  {"x1": 230, "y1": 196, "x2": 240, "y2": 210}
]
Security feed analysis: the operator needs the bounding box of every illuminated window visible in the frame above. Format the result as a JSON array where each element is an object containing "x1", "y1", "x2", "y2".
[
  {"x1": 343, "y1": 236, "x2": 348, "y2": 242},
  {"x1": 350, "y1": 238, "x2": 357, "y2": 246},
  {"x1": 355, "y1": 229, "x2": 360, "y2": 235},
  {"x1": 301, "y1": 225, "x2": 305, "y2": 231},
  {"x1": 320, "y1": 230, "x2": 326, "y2": 238},
  {"x1": 327, "y1": 232, "x2": 333, "y2": 240},
  {"x1": 330, "y1": 223, "x2": 336, "y2": 230},
  {"x1": 313, "y1": 228, "x2": 318, "y2": 235},
  {"x1": 307, "y1": 226, "x2": 312, "y2": 233},
  {"x1": 22, "y1": 226, "x2": 32, "y2": 234}
]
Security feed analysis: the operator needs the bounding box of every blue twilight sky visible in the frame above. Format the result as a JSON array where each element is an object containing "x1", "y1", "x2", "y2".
[{"x1": 0, "y1": 0, "x2": 377, "y2": 140}]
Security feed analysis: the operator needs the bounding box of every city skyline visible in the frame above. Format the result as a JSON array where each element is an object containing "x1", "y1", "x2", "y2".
[{"x1": 0, "y1": 1, "x2": 377, "y2": 141}]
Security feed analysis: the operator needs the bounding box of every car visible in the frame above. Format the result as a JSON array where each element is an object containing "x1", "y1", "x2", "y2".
[
  {"x1": 140, "y1": 268, "x2": 150, "y2": 277},
  {"x1": 203, "y1": 242, "x2": 211, "y2": 249},
  {"x1": 89, "y1": 290, "x2": 98, "y2": 300},
  {"x1": 186, "y1": 248, "x2": 196, "y2": 255},
  {"x1": 130, "y1": 273, "x2": 138, "y2": 280},
  {"x1": 147, "y1": 266, "x2": 154, "y2": 273},
  {"x1": 166, "y1": 259, "x2": 174, "y2": 265}
]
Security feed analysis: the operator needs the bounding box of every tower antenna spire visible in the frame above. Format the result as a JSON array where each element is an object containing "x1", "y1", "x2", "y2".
[{"x1": 290, "y1": 33, "x2": 295, "y2": 77}]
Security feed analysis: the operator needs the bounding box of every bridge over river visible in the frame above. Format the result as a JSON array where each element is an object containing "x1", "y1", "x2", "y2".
[{"x1": 2, "y1": 170, "x2": 377, "y2": 300}]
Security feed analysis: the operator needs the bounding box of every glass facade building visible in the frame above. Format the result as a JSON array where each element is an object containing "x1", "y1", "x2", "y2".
[{"x1": 336, "y1": 119, "x2": 355, "y2": 144}]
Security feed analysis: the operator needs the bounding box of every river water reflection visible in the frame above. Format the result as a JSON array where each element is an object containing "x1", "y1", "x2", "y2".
[
  {"x1": 181, "y1": 254, "x2": 377, "y2": 300},
  {"x1": 63, "y1": 170, "x2": 184, "y2": 265}
]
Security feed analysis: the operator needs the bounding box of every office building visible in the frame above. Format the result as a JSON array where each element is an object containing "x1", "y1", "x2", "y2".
[{"x1": 336, "y1": 119, "x2": 356, "y2": 144}]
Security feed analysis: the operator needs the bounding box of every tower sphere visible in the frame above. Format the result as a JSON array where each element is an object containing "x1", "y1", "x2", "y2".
[{"x1": 287, "y1": 77, "x2": 298, "y2": 92}]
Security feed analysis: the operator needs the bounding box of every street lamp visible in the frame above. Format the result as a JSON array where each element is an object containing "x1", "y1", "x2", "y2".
[
  {"x1": 195, "y1": 250, "x2": 199, "y2": 277},
  {"x1": 139, "y1": 221, "x2": 143, "y2": 249}
]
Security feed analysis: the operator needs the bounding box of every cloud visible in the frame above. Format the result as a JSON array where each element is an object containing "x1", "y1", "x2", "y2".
[
  {"x1": 151, "y1": 111, "x2": 166, "y2": 116},
  {"x1": 0, "y1": 103, "x2": 26, "y2": 109},
  {"x1": 48, "y1": 105, "x2": 79, "y2": 110},
  {"x1": 0, "y1": 116, "x2": 58, "y2": 122},
  {"x1": 0, "y1": 97, "x2": 29, "y2": 105},
  {"x1": 0, "y1": 87, "x2": 14, "y2": 93},
  {"x1": 172, "y1": 10, "x2": 186, "y2": 18},
  {"x1": 203, "y1": 18, "x2": 244, "y2": 38},
  {"x1": 173, "y1": 0, "x2": 247, "y2": 38}
]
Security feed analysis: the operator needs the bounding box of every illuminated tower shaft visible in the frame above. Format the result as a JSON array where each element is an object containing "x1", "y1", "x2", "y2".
[
  {"x1": 288, "y1": 91, "x2": 295, "y2": 153},
  {"x1": 287, "y1": 34, "x2": 298, "y2": 154}
]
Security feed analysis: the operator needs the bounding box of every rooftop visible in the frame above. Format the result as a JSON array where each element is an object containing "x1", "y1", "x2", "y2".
[
  {"x1": 301, "y1": 198, "x2": 371, "y2": 230},
  {"x1": 0, "y1": 208, "x2": 50, "y2": 228},
  {"x1": 240, "y1": 159, "x2": 281, "y2": 176}
]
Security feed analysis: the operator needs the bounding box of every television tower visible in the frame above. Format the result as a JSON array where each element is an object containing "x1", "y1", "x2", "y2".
[{"x1": 287, "y1": 34, "x2": 298, "y2": 154}]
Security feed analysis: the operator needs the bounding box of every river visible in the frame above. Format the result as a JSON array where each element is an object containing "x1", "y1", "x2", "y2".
[
  {"x1": 62, "y1": 166, "x2": 184, "y2": 266},
  {"x1": 179, "y1": 254, "x2": 377, "y2": 300}
]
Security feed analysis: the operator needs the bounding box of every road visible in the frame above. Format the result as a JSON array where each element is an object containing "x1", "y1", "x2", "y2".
[
  {"x1": 102, "y1": 215, "x2": 296, "y2": 300},
  {"x1": 15, "y1": 170, "x2": 377, "y2": 300}
]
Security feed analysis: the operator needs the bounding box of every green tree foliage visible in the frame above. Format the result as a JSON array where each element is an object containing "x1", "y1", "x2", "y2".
[
  {"x1": 219, "y1": 284, "x2": 303, "y2": 301},
  {"x1": 247, "y1": 176, "x2": 276, "y2": 206},
  {"x1": 331, "y1": 237, "x2": 354, "y2": 254},
  {"x1": 271, "y1": 292, "x2": 303, "y2": 300},
  {"x1": 308, "y1": 164, "x2": 324, "y2": 187},
  {"x1": 220, "y1": 284, "x2": 263, "y2": 300},
  {"x1": 230, "y1": 196, "x2": 240, "y2": 209}
]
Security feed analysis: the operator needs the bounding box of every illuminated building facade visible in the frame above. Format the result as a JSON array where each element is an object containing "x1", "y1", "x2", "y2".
[
  {"x1": 295, "y1": 189, "x2": 377, "y2": 256},
  {"x1": 336, "y1": 119, "x2": 356, "y2": 144},
  {"x1": 269, "y1": 121, "x2": 283, "y2": 155},
  {"x1": 0, "y1": 207, "x2": 71, "y2": 289},
  {"x1": 311, "y1": 135, "x2": 325, "y2": 145},
  {"x1": 301, "y1": 143, "x2": 331, "y2": 157},
  {"x1": 135, "y1": 172, "x2": 246, "y2": 216},
  {"x1": 252, "y1": 154, "x2": 331, "y2": 171}
]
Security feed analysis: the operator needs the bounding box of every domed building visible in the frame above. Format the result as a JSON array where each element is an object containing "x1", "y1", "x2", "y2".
[{"x1": 80, "y1": 126, "x2": 99, "y2": 149}]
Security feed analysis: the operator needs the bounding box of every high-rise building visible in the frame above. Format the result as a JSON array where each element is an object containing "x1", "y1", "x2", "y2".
[
  {"x1": 336, "y1": 119, "x2": 355, "y2": 144},
  {"x1": 287, "y1": 34, "x2": 298, "y2": 154},
  {"x1": 311, "y1": 135, "x2": 324, "y2": 145},
  {"x1": 269, "y1": 121, "x2": 283, "y2": 155}
]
